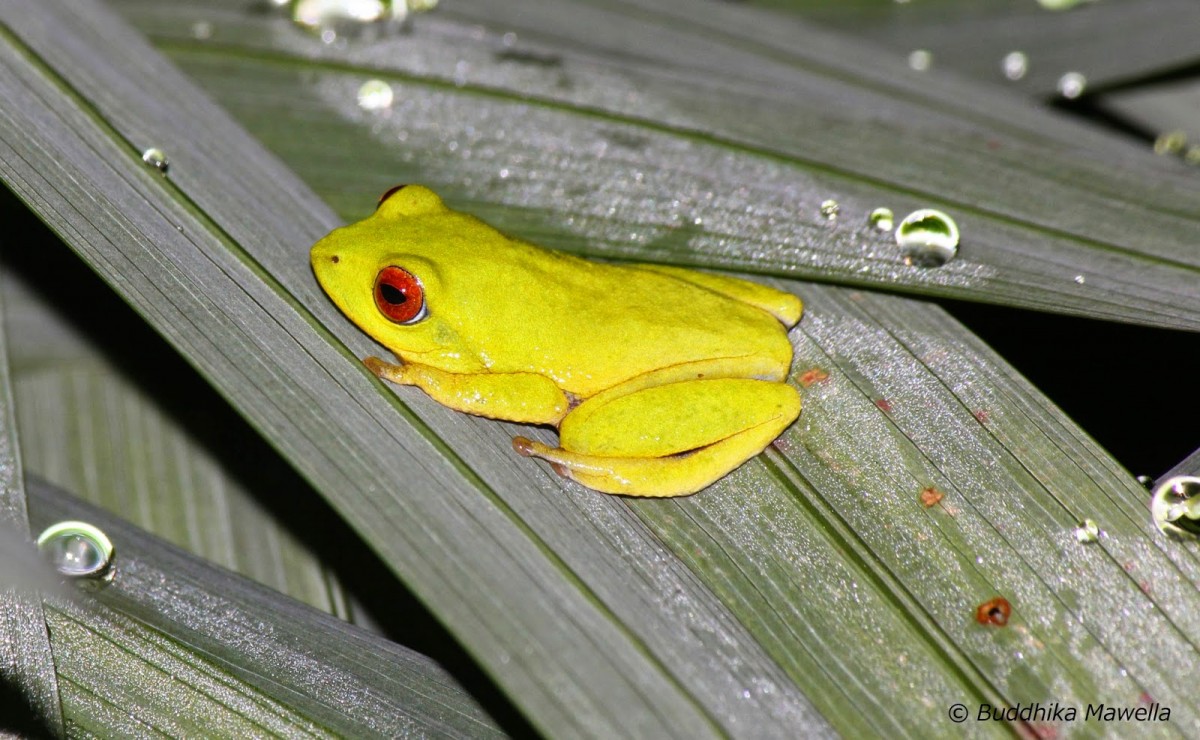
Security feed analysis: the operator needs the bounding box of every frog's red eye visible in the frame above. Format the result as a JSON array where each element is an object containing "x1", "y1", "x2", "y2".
[
  {"x1": 374, "y1": 266, "x2": 427, "y2": 324},
  {"x1": 377, "y1": 184, "x2": 408, "y2": 209}
]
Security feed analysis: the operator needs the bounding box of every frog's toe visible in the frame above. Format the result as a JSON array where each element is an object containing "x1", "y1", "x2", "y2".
[
  {"x1": 512, "y1": 436, "x2": 537, "y2": 457},
  {"x1": 513, "y1": 437, "x2": 572, "y2": 478},
  {"x1": 364, "y1": 356, "x2": 409, "y2": 384}
]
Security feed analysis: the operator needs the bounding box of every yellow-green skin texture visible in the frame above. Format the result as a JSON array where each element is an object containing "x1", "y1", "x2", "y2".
[{"x1": 311, "y1": 186, "x2": 802, "y2": 496}]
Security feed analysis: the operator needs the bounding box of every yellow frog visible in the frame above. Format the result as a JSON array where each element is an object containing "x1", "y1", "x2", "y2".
[{"x1": 311, "y1": 185, "x2": 802, "y2": 496}]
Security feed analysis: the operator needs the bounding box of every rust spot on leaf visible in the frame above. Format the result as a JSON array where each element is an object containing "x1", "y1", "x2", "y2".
[{"x1": 975, "y1": 597, "x2": 1012, "y2": 627}]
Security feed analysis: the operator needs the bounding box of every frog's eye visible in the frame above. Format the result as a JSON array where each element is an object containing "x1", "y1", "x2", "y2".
[{"x1": 374, "y1": 266, "x2": 427, "y2": 325}]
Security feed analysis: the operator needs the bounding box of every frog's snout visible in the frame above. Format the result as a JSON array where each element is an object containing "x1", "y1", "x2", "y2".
[{"x1": 309, "y1": 234, "x2": 346, "y2": 279}]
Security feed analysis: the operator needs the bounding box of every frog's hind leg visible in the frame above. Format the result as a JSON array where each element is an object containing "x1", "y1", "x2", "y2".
[
  {"x1": 512, "y1": 414, "x2": 792, "y2": 497},
  {"x1": 513, "y1": 378, "x2": 800, "y2": 497}
]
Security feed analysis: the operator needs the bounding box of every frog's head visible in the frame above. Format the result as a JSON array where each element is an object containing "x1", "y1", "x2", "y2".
[{"x1": 310, "y1": 185, "x2": 480, "y2": 370}]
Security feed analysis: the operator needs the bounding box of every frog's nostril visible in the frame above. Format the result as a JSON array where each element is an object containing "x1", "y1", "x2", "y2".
[{"x1": 330, "y1": 255, "x2": 340, "y2": 264}]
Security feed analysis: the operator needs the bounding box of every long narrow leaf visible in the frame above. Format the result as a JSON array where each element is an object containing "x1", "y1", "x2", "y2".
[
  {"x1": 2, "y1": 235, "x2": 361, "y2": 618},
  {"x1": 0, "y1": 267, "x2": 62, "y2": 735},
  {"x1": 753, "y1": 0, "x2": 1200, "y2": 96},
  {"x1": 1099, "y1": 79, "x2": 1200, "y2": 146},
  {"x1": 0, "y1": 3, "x2": 742, "y2": 736},
  {"x1": 5, "y1": 0, "x2": 1200, "y2": 735},
  {"x1": 25, "y1": 475, "x2": 504, "y2": 738},
  {"x1": 115, "y1": 0, "x2": 1200, "y2": 332}
]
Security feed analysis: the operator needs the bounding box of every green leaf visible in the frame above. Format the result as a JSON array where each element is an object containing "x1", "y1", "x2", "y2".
[
  {"x1": 4, "y1": 0, "x2": 1200, "y2": 736},
  {"x1": 3, "y1": 234, "x2": 362, "y2": 619},
  {"x1": 1099, "y1": 78, "x2": 1200, "y2": 150},
  {"x1": 746, "y1": 0, "x2": 1200, "y2": 95},
  {"x1": 25, "y1": 475, "x2": 504, "y2": 738},
  {"x1": 0, "y1": 265, "x2": 63, "y2": 735},
  {"x1": 0, "y1": 2, "x2": 737, "y2": 735},
  {"x1": 119, "y1": 0, "x2": 1200, "y2": 331}
]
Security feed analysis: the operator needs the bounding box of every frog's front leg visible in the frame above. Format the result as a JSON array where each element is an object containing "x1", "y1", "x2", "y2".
[
  {"x1": 513, "y1": 378, "x2": 799, "y2": 497},
  {"x1": 365, "y1": 357, "x2": 569, "y2": 425}
]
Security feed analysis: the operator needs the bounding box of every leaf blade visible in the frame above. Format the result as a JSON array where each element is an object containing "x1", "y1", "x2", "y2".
[
  {"x1": 26, "y1": 476, "x2": 505, "y2": 738},
  {"x1": 116, "y1": 0, "x2": 1200, "y2": 332},
  {"x1": 0, "y1": 266, "x2": 63, "y2": 735},
  {"x1": 0, "y1": 4, "x2": 726, "y2": 735}
]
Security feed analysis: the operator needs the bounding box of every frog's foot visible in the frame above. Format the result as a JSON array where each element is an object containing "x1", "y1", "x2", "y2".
[{"x1": 513, "y1": 378, "x2": 800, "y2": 497}]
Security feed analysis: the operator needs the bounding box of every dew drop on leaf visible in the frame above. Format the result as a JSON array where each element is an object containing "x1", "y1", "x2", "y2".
[
  {"x1": 1002, "y1": 51, "x2": 1028, "y2": 81},
  {"x1": 907, "y1": 50, "x2": 932, "y2": 71},
  {"x1": 1073, "y1": 519, "x2": 1099, "y2": 543},
  {"x1": 36, "y1": 521, "x2": 115, "y2": 580},
  {"x1": 141, "y1": 147, "x2": 169, "y2": 174},
  {"x1": 895, "y1": 209, "x2": 959, "y2": 267},
  {"x1": 1057, "y1": 72, "x2": 1087, "y2": 99},
  {"x1": 868, "y1": 207, "x2": 894, "y2": 231},
  {"x1": 1150, "y1": 476, "x2": 1200, "y2": 538},
  {"x1": 357, "y1": 79, "x2": 394, "y2": 111}
]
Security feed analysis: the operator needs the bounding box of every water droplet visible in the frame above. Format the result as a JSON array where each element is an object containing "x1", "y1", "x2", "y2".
[
  {"x1": 1002, "y1": 52, "x2": 1028, "y2": 81},
  {"x1": 191, "y1": 21, "x2": 213, "y2": 40},
  {"x1": 292, "y1": 0, "x2": 434, "y2": 33},
  {"x1": 391, "y1": 0, "x2": 438, "y2": 24},
  {"x1": 907, "y1": 50, "x2": 932, "y2": 72},
  {"x1": 895, "y1": 209, "x2": 959, "y2": 267},
  {"x1": 1073, "y1": 519, "x2": 1099, "y2": 543},
  {"x1": 141, "y1": 147, "x2": 169, "y2": 174},
  {"x1": 1057, "y1": 72, "x2": 1087, "y2": 99},
  {"x1": 1037, "y1": 0, "x2": 1094, "y2": 8},
  {"x1": 1136, "y1": 475, "x2": 1155, "y2": 489},
  {"x1": 1153, "y1": 130, "x2": 1187, "y2": 155},
  {"x1": 819, "y1": 200, "x2": 839, "y2": 220},
  {"x1": 1151, "y1": 475, "x2": 1200, "y2": 538},
  {"x1": 868, "y1": 207, "x2": 894, "y2": 231},
  {"x1": 1073, "y1": 274, "x2": 1085, "y2": 285},
  {"x1": 502, "y1": 31, "x2": 518, "y2": 47},
  {"x1": 356, "y1": 79, "x2": 394, "y2": 110},
  {"x1": 293, "y1": 0, "x2": 384, "y2": 29},
  {"x1": 36, "y1": 521, "x2": 115, "y2": 580}
]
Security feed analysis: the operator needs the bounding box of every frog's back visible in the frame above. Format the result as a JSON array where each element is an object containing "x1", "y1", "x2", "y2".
[{"x1": 438, "y1": 225, "x2": 798, "y2": 396}]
